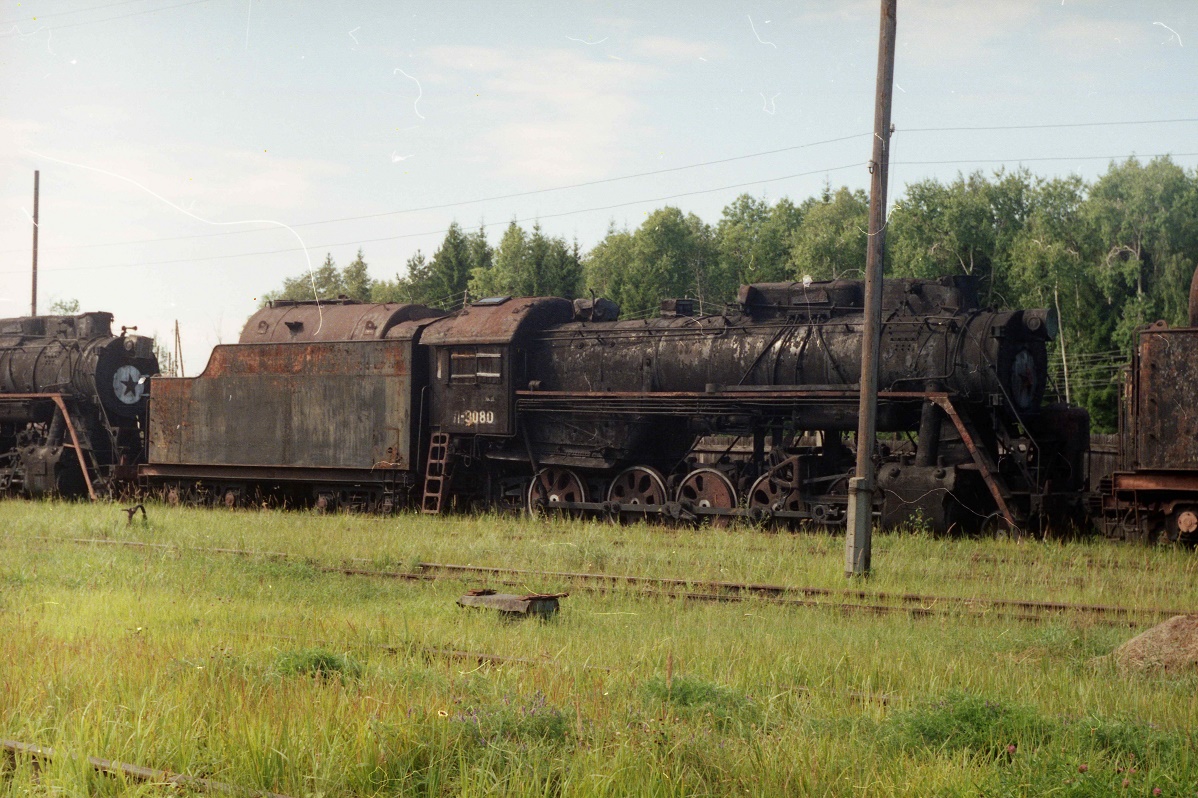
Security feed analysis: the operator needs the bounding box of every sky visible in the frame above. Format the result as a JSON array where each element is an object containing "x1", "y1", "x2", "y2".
[{"x1": 2, "y1": 0, "x2": 1196, "y2": 373}]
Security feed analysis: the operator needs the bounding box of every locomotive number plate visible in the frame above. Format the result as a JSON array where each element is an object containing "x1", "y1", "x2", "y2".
[{"x1": 454, "y1": 409, "x2": 496, "y2": 427}]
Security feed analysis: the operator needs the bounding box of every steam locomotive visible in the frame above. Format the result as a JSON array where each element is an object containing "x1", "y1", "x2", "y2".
[
  {"x1": 0, "y1": 312, "x2": 157, "y2": 497},
  {"x1": 122, "y1": 274, "x2": 1087, "y2": 534}
]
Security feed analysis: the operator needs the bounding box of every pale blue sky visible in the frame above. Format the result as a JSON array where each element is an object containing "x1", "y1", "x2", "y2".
[{"x1": 2, "y1": 0, "x2": 1195, "y2": 369}]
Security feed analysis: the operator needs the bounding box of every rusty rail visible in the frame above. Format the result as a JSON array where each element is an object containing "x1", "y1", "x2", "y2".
[
  {"x1": 412, "y1": 561, "x2": 1181, "y2": 622},
  {"x1": 0, "y1": 739, "x2": 293, "y2": 798},
  {"x1": 22, "y1": 536, "x2": 1186, "y2": 624}
]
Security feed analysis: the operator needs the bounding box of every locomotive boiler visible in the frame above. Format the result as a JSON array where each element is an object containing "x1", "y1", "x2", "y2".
[{"x1": 0, "y1": 311, "x2": 158, "y2": 497}]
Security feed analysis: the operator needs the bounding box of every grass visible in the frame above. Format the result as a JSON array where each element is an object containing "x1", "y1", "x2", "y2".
[{"x1": 0, "y1": 499, "x2": 1196, "y2": 796}]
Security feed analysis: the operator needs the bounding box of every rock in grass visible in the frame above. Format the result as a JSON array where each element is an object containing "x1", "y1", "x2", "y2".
[{"x1": 1112, "y1": 615, "x2": 1198, "y2": 673}]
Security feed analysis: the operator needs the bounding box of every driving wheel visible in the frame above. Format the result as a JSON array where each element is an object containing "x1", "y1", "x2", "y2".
[
  {"x1": 606, "y1": 466, "x2": 668, "y2": 522},
  {"x1": 527, "y1": 468, "x2": 587, "y2": 515},
  {"x1": 676, "y1": 468, "x2": 738, "y2": 526}
]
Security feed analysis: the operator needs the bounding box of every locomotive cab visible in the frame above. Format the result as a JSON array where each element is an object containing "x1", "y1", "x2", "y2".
[{"x1": 421, "y1": 297, "x2": 574, "y2": 437}]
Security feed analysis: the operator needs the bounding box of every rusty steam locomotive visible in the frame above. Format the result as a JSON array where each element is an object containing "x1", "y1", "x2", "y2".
[
  {"x1": 2, "y1": 275, "x2": 1101, "y2": 535},
  {"x1": 0, "y1": 312, "x2": 158, "y2": 497}
]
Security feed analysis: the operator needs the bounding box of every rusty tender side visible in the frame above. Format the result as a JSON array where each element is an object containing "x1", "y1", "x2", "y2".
[
  {"x1": 1094, "y1": 269, "x2": 1198, "y2": 544},
  {"x1": 140, "y1": 300, "x2": 443, "y2": 510}
]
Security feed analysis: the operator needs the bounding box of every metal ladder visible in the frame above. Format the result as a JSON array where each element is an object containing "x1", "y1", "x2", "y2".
[{"x1": 421, "y1": 432, "x2": 452, "y2": 513}]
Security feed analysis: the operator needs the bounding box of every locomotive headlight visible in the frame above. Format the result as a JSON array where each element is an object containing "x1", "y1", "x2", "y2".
[
  {"x1": 113, "y1": 364, "x2": 145, "y2": 404},
  {"x1": 1009, "y1": 349, "x2": 1038, "y2": 411}
]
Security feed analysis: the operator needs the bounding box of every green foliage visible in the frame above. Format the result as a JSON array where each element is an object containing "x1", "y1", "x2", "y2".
[
  {"x1": 715, "y1": 194, "x2": 803, "y2": 286},
  {"x1": 48, "y1": 297, "x2": 81, "y2": 314},
  {"x1": 371, "y1": 250, "x2": 432, "y2": 304},
  {"x1": 451, "y1": 691, "x2": 574, "y2": 747},
  {"x1": 339, "y1": 247, "x2": 372, "y2": 301},
  {"x1": 585, "y1": 207, "x2": 722, "y2": 317},
  {"x1": 261, "y1": 252, "x2": 363, "y2": 305},
  {"x1": 274, "y1": 647, "x2": 361, "y2": 680},
  {"x1": 469, "y1": 220, "x2": 583, "y2": 299},
  {"x1": 643, "y1": 676, "x2": 762, "y2": 731},
  {"x1": 788, "y1": 186, "x2": 869, "y2": 280},
  {"x1": 884, "y1": 691, "x2": 1053, "y2": 757}
]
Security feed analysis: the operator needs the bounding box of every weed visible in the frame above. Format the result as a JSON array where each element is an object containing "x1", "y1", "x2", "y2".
[
  {"x1": 643, "y1": 675, "x2": 762, "y2": 731},
  {"x1": 273, "y1": 647, "x2": 361, "y2": 681},
  {"x1": 451, "y1": 691, "x2": 573, "y2": 747},
  {"x1": 884, "y1": 691, "x2": 1052, "y2": 757}
]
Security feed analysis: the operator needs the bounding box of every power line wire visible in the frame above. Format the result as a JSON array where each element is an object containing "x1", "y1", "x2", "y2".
[
  {"x1": 893, "y1": 152, "x2": 1198, "y2": 167},
  {"x1": 14, "y1": 116, "x2": 1198, "y2": 255},
  {"x1": 11, "y1": 118, "x2": 1198, "y2": 255},
  {"x1": 0, "y1": 0, "x2": 211, "y2": 32},
  {"x1": 0, "y1": 161, "x2": 868, "y2": 275},
  {"x1": 0, "y1": 0, "x2": 152, "y2": 26},
  {"x1": 7, "y1": 132, "x2": 873, "y2": 254},
  {"x1": 7, "y1": 147, "x2": 1198, "y2": 276},
  {"x1": 903, "y1": 118, "x2": 1198, "y2": 133}
]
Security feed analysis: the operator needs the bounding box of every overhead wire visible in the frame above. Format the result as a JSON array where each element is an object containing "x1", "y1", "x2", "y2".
[
  {"x1": 9, "y1": 116, "x2": 1198, "y2": 256},
  {"x1": 0, "y1": 0, "x2": 155, "y2": 25},
  {"x1": 12, "y1": 142, "x2": 1198, "y2": 277},
  {"x1": 4, "y1": 120, "x2": 1197, "y2": 275},
  {"x1": 1, "y1": 161, "x2": 867, "y2": 274},
  {"x1": 0, "y1": 0, "x2": 211, "y2": 32},
  {"x1": 3, "y1": 132, "x2": 874, "y2": 254}
]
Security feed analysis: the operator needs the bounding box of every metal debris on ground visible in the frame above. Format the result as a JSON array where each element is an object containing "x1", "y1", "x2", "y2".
[
  {"x1": 0, "y1": 738, "x2": 294, "y2": 798},
  {"x1": 457, "y1": 589, "x2": 568, "y2": 617},
  {"x1": 123, "y1": 504, "x2": 146, "y2": 524}
]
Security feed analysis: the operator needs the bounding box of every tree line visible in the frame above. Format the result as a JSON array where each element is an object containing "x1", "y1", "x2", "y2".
[{"x1": 264, "y1": 156, "x2": 1198, "y2": 430}]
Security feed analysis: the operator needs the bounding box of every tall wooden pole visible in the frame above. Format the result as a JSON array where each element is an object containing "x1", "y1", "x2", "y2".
[
  {"x1": 31, "y1": 170, "x2": 40, "y2": 316},
  {"x1": 845, "y1": 0, "x2": 897, "y2": 577}
]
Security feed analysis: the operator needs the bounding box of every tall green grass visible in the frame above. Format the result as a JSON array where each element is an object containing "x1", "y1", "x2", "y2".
[{"x1": 0, "y1": 499, "x2": 1195, "y2": 796}]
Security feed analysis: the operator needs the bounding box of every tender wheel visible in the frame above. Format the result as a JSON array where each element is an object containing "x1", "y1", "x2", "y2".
[
  {"x1": 606, "y1": 466, "x2": 668, "y2": 522},
  {"x1": 747, "y1": 473, "x2": 805, "y2": 524},
  {"x1": 527, "y1": 468, "x2": 587, "y2": 515},
  {"x1": 676, "y1": 468, "x2": 738, "y2": 527}
]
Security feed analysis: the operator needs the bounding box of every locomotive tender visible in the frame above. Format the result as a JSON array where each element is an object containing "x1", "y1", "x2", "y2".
[
  {"x1": 131, "y1": 275, "x2": 1087, "y2": 534},
  {"x1": 1093, "y1": 271, "x2": 1198, "y2": 545}
]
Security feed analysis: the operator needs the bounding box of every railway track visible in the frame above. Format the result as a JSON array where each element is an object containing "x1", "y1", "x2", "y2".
[
  {"x1": 19, "y1": 535, "x2": 1188, "y2": 626},
  {"x1": 1, "y1": 739, "x2": 292, "y2": 798}
]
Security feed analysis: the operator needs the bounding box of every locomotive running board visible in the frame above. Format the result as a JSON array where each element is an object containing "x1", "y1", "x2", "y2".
[{"x1": 1, "y1": 393, "x2": 98, "y2": 501}]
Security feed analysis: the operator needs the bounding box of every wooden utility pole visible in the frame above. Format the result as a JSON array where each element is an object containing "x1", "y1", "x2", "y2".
[
  {"x1": 31, "y1": 170, "x2": 39, "y2": 316},
  {"x1": 844, "y1": 0, "x2": 897, "y2": 577}
]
